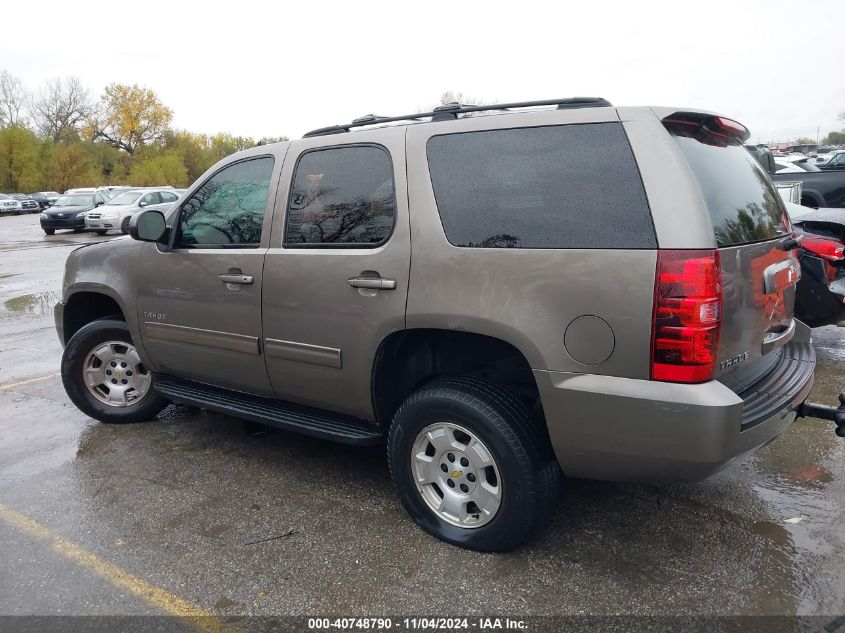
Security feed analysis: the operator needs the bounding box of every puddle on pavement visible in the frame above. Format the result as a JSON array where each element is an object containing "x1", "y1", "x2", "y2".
[
  {"x1": 745, "y1": 414, "x2": 845, "y2": 613},
  {"x1": 2, "y1": 291, "x2": 61, "y2": 317}
]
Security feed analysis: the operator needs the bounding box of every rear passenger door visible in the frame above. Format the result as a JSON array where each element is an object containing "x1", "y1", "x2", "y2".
[{"x1": 263, "y1": 129, "x2": 409, "y2": 419}]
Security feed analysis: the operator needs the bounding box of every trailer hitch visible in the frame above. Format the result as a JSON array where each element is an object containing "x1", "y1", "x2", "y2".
[{"x1": 798, "y1": 392, "x2": 845, "y2": 437}]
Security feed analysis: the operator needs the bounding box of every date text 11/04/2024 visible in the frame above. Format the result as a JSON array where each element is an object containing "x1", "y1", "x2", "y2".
[{"x1": 307, "y1": 618, "x2": 527, "y2": 630}]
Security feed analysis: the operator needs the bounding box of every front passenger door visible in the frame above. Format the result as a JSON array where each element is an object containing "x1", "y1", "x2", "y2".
[{"x1": 135, "y1": 154, "x2": 280, "y2": 395}]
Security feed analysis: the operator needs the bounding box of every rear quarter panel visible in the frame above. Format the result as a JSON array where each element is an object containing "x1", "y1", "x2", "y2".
[{"x1": 405, "y1": 108, "x2": 659, "y2": 378}]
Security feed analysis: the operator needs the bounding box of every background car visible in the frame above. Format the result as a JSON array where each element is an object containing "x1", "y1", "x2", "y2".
[
  {"x1": 784, "y1": 202, "x2": 845, "y2": 327},
  {"x1": 818, "y1": 151, "x2": 845, "y2": 171},
  {"x1": 28, "y1": 192, "x2": 59, "y2": 210},
  {"x1": 8, "y1": 194, "x2": 41, "y2": 214},
  {"x1": 0, "y1": 193, "x2": 24, "y2": 214},
  {"x1": 85, "y1": 188, "x2": 180, "y2": 234},
  {"x1": 40, "y1": 192, "x2": 107, "y2": 235},
  {"x1": 65, "y1": 186, "x2": 119, "y2": 200},
  {"x1": 816, "y1": 149, "x2": 845, "y2": 164},
  {"x1": 773, "y1": 157, "x2": 823, "y2": 173}
]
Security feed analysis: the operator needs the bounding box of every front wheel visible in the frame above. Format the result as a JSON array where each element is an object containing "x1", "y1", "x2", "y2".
[
  {"x1": 43, "y1": 228, "x2": 55, "y2": 235},
  {"x1": 120, "y1": 217, "x2": 131, "y2": 234},
  {"x1": 61, "y1": 319, "x2": 169, "y2": 423},
  {"x1": 94, "y1": 229, "x2": 107, "y2": 235},
  {"x1": 387, "y1": 377, "x2": 560, "y2": 552}
]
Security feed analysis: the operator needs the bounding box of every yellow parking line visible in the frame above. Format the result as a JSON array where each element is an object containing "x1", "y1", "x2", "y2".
[
  {"x1": 0, "y1": 504, "x2": 226, "y2": 632},
  {"x1": 0, "y1": 373, "x2": 59, "y2": 390}
]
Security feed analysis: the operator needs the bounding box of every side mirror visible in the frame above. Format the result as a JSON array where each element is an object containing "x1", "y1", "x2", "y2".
[
  {"x1": 95, "y1": 200, "x2": 104, "y2": 207},
  {"x1": 138, "y1": 199, "x2": 148, "y2": 207},
  {"x1": 130, "y1": 210, "x2": 168, "y2": 245}
]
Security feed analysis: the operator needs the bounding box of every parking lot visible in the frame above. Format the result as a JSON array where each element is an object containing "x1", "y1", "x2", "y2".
[{"x1": 1, "y1": 212, "x2": 844, "y2": 625}]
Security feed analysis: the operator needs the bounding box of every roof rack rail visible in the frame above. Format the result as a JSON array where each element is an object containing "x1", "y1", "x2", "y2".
[{"x1": 303, "y1": 97, "x2": 612, "y2": 138}]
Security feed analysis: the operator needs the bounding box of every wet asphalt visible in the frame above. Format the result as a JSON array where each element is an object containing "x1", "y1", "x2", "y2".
[{"x1": 0, "y1": 212, "x2": 844, "y2": 622}]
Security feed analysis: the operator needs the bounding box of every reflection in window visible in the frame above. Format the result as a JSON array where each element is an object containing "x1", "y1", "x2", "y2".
[
  {"x1": 285, "y1": 146, "x2": 395, "y2": 246},
  {"x1": 179, "y1": 157, "x2": 274, "y2": 247},
  {"x1": 426, "y1": 123, "x2": 656, "y2": 249}
]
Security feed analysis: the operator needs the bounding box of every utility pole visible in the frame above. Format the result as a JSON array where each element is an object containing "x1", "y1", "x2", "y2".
[{"x1": 817, "y1": 126, "x2": 820, "y2": 146}]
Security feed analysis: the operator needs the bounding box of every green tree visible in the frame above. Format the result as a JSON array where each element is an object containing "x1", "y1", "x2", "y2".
[
  {"x1": 91, "y1": 83, "x2": 173, "y2": 154},
  {"x1": 0, "y1": 126, "x2": 40, "y2": 191},
  {"x1": 163, "y1": 130, "x2": 215, "y2": 182},
  {"x1": 129, "y1": 151, "x2": 188, "y2": 186},
  {"x1": 84, "y1": 141, "x2": 129, "y2": 184},
  {"x1": 41, "y1": 143, "x2": 98, "y2": 192},
  {"x1": 208, "y1": 132, "x2": 255, "y2": 162},
  {"x1": 257, "y1": 135, "x2": 289, "y2": 145},
  {"x1": 824, "y1": 131, "x2": 845, "y2": 145}
]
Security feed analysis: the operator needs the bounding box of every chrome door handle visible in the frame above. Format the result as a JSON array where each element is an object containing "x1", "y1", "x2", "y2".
[
  {"x1": 347, "y1": 277, "x2": 397, "y2": 290},
  {"x1": 218, "y1": 273, "x2": 254, "y2": 285}
]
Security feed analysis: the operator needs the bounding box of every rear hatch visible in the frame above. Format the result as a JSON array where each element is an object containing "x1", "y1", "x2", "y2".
[{"x1": 664, "y1": 113, "x2": 799, "y2": 383}]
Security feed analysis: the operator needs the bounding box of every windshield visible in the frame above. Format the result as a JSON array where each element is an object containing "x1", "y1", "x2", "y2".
[
  {"x1": 107, "y1": 191, "x2": 142, "y2": 206},
  {"x1": 54, "y1": 195, "x2": 94, "y2": 207},
  {"x1": 666, "y1": 121, "x2": 788, "y2": 247}
]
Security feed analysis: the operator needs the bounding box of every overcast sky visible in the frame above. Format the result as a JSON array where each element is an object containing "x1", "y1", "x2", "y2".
[{"x1": 3, "y1": 0, "x2": 843, "y2": 143}]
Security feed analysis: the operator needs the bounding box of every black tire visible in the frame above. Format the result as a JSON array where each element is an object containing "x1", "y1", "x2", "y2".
[
  {"x1": 120, "y1": 217, "x2": 131, "y2": 234},
  {"x1": 61, "y1": 318, "x2": 169, "y2": 423},
  {"x1": 387, "y1": 377, "x2": 560, "y2": 552},
  {"x1": 94, "y1": 230, "x2": 107, "y2": 235},
  {"x1": 43, "y1": 228, "x2": 55, "y2": 235},
  {"x1": 72, "y1": 228, "x2": 83, "y2": 233}
]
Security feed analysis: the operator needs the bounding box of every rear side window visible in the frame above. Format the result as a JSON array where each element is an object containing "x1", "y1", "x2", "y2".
[
  {"x1": 666, "y1": 121, "x2": 788, "y2": 247},
  {"x1": 284, "y1": 145, "x2": 395, "y2": 247},
  {"x1": 426, "y1": 123, "x2": 655, "y2": 249}
]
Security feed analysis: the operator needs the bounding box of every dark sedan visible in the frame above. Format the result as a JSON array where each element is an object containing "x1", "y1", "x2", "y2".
[
  {"x1": 29, "y1": 192, "x2": 60, "y2": 210},
  {"x1": 40, "y1": 193, "x2": 107, "y2": 235}
]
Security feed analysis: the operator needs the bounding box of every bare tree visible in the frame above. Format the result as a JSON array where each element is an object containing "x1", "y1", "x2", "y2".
[
  {"x1": 437, "y1": 91, "x2": 488, "y2": 107},
  {"x1": 30, "y1": 77, "x2": 93, "y2": 142},
  {"x1": 0, "y1": 70, "x2": 27, "y2": 127}
]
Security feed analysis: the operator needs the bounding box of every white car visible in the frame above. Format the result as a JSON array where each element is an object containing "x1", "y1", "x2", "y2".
[
  {"x1": 84, "y1": 188, "x2": 180, "y2": 234},
  {"x1": 0, "y1": 193, "x2": 23, "y2": 214},
  {"x1": 816, "y1": 149, "x2": 845, "y2": 164}
]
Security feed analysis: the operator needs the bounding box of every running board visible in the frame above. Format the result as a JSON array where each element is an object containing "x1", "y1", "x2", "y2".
[{"x1": 153, "y1": 374, "x2": 384, "y2": 446}]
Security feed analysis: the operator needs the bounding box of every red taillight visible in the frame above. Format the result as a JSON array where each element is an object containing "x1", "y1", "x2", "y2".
[
  {"x1": 800, "y1": 234, "x2": 845, "y2": 262},
  {"x1": 714, "y1": 117, "x2": 749, "y2": 138},
  {"x1": 651, "y1": 250, "x2": 722, "y2": 383}
]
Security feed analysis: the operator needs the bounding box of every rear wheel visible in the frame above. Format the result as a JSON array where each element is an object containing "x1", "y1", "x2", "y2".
[
  {"x1": 61, "y1": 319, "x2": 169, "y2": 423},
  {"x1": 387, "y1": 377, "x2": 560, "y2": 551}
]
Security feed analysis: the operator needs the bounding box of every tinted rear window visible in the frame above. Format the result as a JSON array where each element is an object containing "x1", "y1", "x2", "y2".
[
  {"x1": 667, "y1": 124, "x2": 788, "y2": 247},
  {"x1": 426, "y1": 123, "x2": 656, "y2": 249}
]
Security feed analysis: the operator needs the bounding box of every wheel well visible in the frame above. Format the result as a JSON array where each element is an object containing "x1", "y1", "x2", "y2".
[
  {"x1": 372, "y1": 329, "x2": 544, "y2": 426},
  {"x1": 63, "y1": 292, "x2": 125, "y2": 344}
]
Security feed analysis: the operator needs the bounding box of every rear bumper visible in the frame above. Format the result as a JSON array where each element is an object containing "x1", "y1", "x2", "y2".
[{"x1": 535, "y1": 322, "x2": 816, "y2": 482}]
